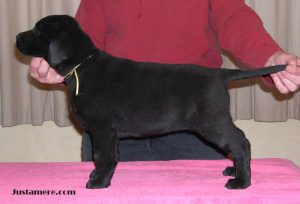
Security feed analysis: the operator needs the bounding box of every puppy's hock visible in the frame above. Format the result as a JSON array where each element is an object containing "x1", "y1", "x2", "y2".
[{"x1": 16, "y1": 15, "x2": 285, "y2": 190}]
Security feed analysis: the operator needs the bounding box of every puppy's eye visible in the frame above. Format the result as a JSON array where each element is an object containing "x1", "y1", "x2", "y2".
[
  {"x1": 33, "y1": 28, "x2": 42, "y2": 37},
  {"x1": 33, "y1": 24, "x2": 43, "y2": 36}
]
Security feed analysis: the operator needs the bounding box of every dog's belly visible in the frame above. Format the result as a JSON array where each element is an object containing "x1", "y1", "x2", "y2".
[
  {"x1": 113, "y1": 107, "x2": 204, "y2": 139},
  {"x1": 116, "y1": 131, "x2": 143, "y2": 138}
]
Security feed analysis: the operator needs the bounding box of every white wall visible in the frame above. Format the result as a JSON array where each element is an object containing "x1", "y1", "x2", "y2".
[
  {"x1": 0, "y1": 120, "x2": 299, "y2": 166},
  {"x1": 235, "y1": 120, "x2": 300, "y2": 165},
  {"x1": 0, "y1": 122, "x2": 81, "y2": 162}
]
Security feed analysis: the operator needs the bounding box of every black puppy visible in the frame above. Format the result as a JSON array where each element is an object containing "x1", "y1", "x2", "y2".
[{"x1": 16, "y1": 15, "x2": 285, "y2": 190}]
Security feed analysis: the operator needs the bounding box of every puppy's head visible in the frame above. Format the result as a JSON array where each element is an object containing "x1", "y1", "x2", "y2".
[{"x1": 16, "y1": 15, "x2": 95, "y2": 75}]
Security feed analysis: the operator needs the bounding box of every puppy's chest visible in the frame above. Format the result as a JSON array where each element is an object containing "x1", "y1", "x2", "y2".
[
  {"x1": 70, "y1": 97, "x2": 91, "y2": 129},
  {"x1": 70, "y1": 94, "x2": 107, "y2": 128}
]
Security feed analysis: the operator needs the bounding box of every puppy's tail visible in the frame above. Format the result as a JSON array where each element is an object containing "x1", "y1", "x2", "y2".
[{"x1": 223, "y1": 65, "x2": 286, "y2": 83}]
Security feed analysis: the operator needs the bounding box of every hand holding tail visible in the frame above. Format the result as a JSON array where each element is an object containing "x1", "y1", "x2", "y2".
[{"x1": 266, "y1": 51, "x2": 300, "y2": 94}]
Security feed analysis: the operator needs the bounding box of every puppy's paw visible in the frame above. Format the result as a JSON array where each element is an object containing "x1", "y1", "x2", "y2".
[
  {"x1": 225, "y1": 178, "x2": 250, "y2": 190},
  {"x1": 223, "y1": 166, "x2": 235, "y2": 177},
  {"x1": 89, "y1": 169, "x2": 97, "y2": 180},
  {"x1": 86, "y1": 179, "x2": 111, "y2": 189}
]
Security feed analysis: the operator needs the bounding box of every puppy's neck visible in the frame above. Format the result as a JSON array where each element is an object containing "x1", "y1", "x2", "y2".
[{"x1": 64, "y1": 53, "x2": 95, "y2": 96}]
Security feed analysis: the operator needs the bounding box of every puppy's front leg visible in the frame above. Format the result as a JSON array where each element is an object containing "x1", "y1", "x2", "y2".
[{"x1": 86, "y1": 127, "x2": 119, "y2": 189}]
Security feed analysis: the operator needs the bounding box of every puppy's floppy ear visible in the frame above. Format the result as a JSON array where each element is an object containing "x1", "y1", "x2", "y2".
[{"x1": 48, "y1": 32, "x2": 72, "y2": 66}]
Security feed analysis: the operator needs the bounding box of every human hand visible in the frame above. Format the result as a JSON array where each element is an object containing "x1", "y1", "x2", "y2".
[
  {"x1": 29, "y1": 57, "x2": 64, "y2": 84},
  {"x1": 265, "y1": 51, "x2": 300, "y2": 94}
]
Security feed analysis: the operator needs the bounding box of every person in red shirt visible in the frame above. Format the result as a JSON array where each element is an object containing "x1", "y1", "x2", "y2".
[{"x1": 29, "y1": 0, "x2": 300, "y2": 161}]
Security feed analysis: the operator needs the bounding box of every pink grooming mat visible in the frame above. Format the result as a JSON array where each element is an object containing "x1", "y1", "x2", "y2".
[{"x1": 1, "y1": 159, "x2": 300, "y2": 204}]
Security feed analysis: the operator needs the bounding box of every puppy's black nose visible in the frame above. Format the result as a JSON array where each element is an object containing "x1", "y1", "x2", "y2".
[
  {"x1": 16, "y1": 32, "x2": 27, "y2": 42},
  {"x1": 16, "y1": 33, "x2": 24, "y2": 48},
  {"x1": 16, "y1": 32, "x2": 28, "y2": 54},
  {"x1": 16, "y1": 33, "x2": 22, "y2": 40}
]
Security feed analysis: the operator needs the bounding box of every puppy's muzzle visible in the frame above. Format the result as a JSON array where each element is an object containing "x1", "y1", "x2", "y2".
[{"x1": 16, "y1": 31, "x2": 34, "y2": 55}]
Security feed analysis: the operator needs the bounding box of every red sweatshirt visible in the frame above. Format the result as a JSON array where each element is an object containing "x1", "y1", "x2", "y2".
[{"x1": 75, "y1": 0, "x2": 281, "y2": 68}]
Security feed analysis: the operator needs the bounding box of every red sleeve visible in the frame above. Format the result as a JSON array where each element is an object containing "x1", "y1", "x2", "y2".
[
  {"x1": 75, "y1": 0, "x2": 106, "y2": 50},
  {"x1": 210, "y1": 0, "x2": 282, "y2": 68}
]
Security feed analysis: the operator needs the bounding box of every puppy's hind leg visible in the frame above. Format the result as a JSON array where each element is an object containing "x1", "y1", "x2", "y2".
[
  {"x1": 86, "y1": 126, "x2": 119, "y2": 189},
  {"x1": 195, "y1": 119, "x2": 251, "y2": 189},
  {"x1": 223, "y1": 127, "x2": 251, "y2": 189}
]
